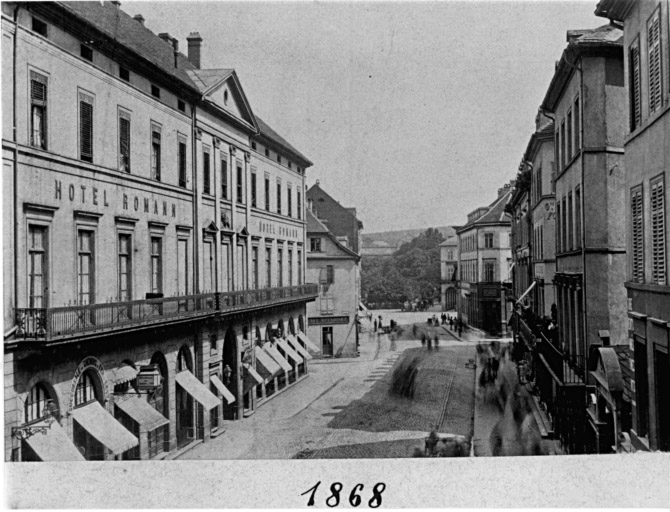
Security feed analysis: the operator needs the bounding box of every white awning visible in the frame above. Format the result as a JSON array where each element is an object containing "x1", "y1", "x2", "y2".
[
  {"x1": 175, "y1": 371, "x2": 220, "y2": 410},
  {"x1": 254, "y1": 346, "x2": 282, "y2": 378},
  {"x1": 286, "y1": 334, "x2": 313, "y2": 360},
  {"x1": 210, "y1": 374, "x2": 236, "y2": 404},
  {"x1": 71, "y1": 401, "x2": 139, "y2": 455},
  {"x1": 115, "y1": 396, "x2": 169, "y2": 432},
  {"x1": 297, "y1": 332, "x2": 321, "y2": 354},
  {"x1": 112, "y1": 365, "x2": 138, "y2": 386},
  {"x1": 24, "y1": 421, "x2": 85, "y2": 461},
  {"x1": 276, "y1": 339, "x2": 304, "y2": 365},
  {"x1": 263, "y1": 344, "x2": 292, "y2": 372}
]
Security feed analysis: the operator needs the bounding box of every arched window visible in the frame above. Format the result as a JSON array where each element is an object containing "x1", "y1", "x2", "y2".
[
  {"x1": 298, "y1": 315, "x2": 305, "y2": 333},
  {"x1": 74, "y1": 370, "x2": 99, "y2": 407},
  {"x1": 266, "y1": 323, "x2": 273, "y2": 341},
  {"x1": 288, "y1": 317, "x2": 296, "y2": 336},
  {"x1": 278, "y1": 319, "x2": 285, "y2": 338},
  {"x1": 24, "y1": 382, "x2": 53, "y2": 423},
  {"x1": 177, "y1": 346, "x2": 191, "y2": 372}
]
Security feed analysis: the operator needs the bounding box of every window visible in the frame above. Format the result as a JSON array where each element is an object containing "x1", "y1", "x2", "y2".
[
  {"x1": 236, "y1": 162, "x2": 244, "y2": 204},
  {"x1": 568, "y1": 192, "x2": 573, "y2": 251},
  {"x1": 297, "y1": 191, "x2": 302, "y2": 220},
  {"x1": 79, "y1": 92, "x2": 94, "y2": 162},
  {"x1": 288, "y1": 249, "x2": 293, "y2": 286},
  {"x1": 252, "y1": 246, "x2": 259, "y2": 289},
  {"x1": 567, "y1": 110, "x2": 572, "y2": 160},
  {"x1": 562, "y1": 197, "x2": 567, "y2": 252},
  {"x1": 30, "y1": 72, "x2": 47, "y2": 149},
  {"x1": 555, "y1": 130, "x2": 561, "y2": 171},
  {"x1": 265, "y1": 148, "x2": 270, "y2": 158},
  {"x1": 118, "y1": 234, "x2": 132, "y2": 301},
  {"x1": 151, "y1": 84, "x2": 160, "y2": 98},
  {"x1": 557, "y1": 202, "x2": 562, "y2": 253},
  {"x1": 25, "y1": 383, "x2": 51, "y2": 424},
  {"x1": 278, "y1": 248, "x2": 283, "y2": 287},
  {"x1": 574, "y1": 96, "x2": 580, "y2": 151},
  {"x1": 237, "y1": 240, "x2": 247, "y2": 290},
  {"x1": 648, "y1": 9, "x2": 663, "y2": 114},
  {"x1": 203, "y1": 150, "x2": 211, "y2": 195},
  {"x1": 287, "y1": 186, "x2": 292, "y2": 217},
  {"x1": 276, "y1": 181, "x2": 282, "y2": 214},
  {"x1": 80, "y1": 44, "x2": 93, "y2": 62},
  {"x1": 119, "y1": 67, "x2": 130, "y2": 82},
  {"x1": 150, "y1": 237, "x2": 163, "y2": 293},
  {"x1": 74, "y1": 370, "x2": 98, "y2": 407},
  {"x1": 265, "y1": 247, "x2": 272, "y2": 288},
  {"x1": 560, "y1": 121, "x2": 566, "y2": 169},
  {"x1": 151, "y1": 126, "x2": 161, "y2": 181},
  {"x1": 297, "y1": 249, "x2": 302, "y2": 285},
  {"x1": 28, "y1": 225, "x2": 47, "y2": 308},
  {"x1": 251, "y1": 169, "x2": 257, "y2": 207},
  {"x1": 178, "y1": 239, "x2": 189, "y2": 296},
  {"x1": 630, "y1": 39, "x2": 642, "y2": 130},
  {"x1": 118, "y1": 110, "x2": 130, "y2": 173},
  {"x1": 222, "y1": 241, "x2": 232, "y2": 292},
  {"x1": 251, "y1": 141, "x2": 257, "y2": 150},
  {"x1": 310, "y1": 238, "x2": 322, "y2": 252},
  {"x1": 320, "y1": 297, "x2": 335, "y2": 315},
  {"x1": 32, "y1": 17, "x2": 47, "y2": 36},
  {"x1": 575, "y1": 187, "x2": 582, "y2": 249},
  {"x1": 221, "y1": 159, "x2": 228, "y2": 199},
  {"x1": 77, "y1": 230, "x2": 94, "y2": 305},
  {"x1": 265, "y1": 176, "x2": 271, "y2": 211},
  {"x1": 326, "y1": 265, "x2": 334, "y2": 284},
  {"x1": 203, "y1": 239, "x2": 214, "y2": 293},
  {"x1": 651, "y1": 175, "x2": 666, "y2": 284},
  {"x1": 484, "y1": 233, "x2": 493, "y2": 248},
  {"x1": 631, "y1": 186, "x2": 644, "y2": 283},
  {"x1": 277, "y1": 155, "x2": 282, "y2": 164},
  {"x1": 483, "y1": 260, "x2": 496, "y2": 282},
  {"x1": 178, "y1": 139, "x2": 187, "y2": 188},
  {"x1": 177, "y1": 100, "x2": 185, "y2": 112},
  {"x1": 148, "y1": 427, "x2": 164, "y2": 458}
]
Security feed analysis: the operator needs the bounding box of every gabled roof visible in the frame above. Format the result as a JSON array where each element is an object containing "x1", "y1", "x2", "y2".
[
  {"x1": 255, "y1": 117, "x2": 313, "y2": 167},
  {"x1": 307, "y1": 182, "x2": 360, "y2": 224},
  {"x1": 457, "y1": 187, "x2": 512, "y2": 233},
  {"x1": 439, "y1": 236, "x2": 458, "y2": 247},
  {"x1": 306, "y1": 209, "x2": 360, "y2": 260}
]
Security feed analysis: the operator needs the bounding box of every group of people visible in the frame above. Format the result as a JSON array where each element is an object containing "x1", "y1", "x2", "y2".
[{"x1": 373, "y1": 316, "x2": 397, "y2": 335}]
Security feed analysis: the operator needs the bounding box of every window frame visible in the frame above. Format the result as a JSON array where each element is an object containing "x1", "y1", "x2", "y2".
[
  {"x1": 78, "y1": 90, "x2": 94, "y2": 163},
  {"x1": 631, "y1": 185, "x2": 645, "y2": 284},
  {"x1": 118, "y1": 108, "x2": 131, "y2": 173},
  {"x1": 650, "y1": 173, "x2": 666, "y2": 284},
  {"x1": 151, "y1": 122, "x2": 162, "y2": 182},
  {"x1": 117, "y1": 232, "x2": 132, "y2": 302},
  {"x1": 178, "y1": 135, "x2": 187, "y2": 188},
  {"x1": 29, "y1": 71, "x2": 48, "y2": 150},
  {"x1": 647, "y1": 7, "x2": 664, "y2": 115},
  {"x1": 203, "y1": 148, "x2": 211, "y2": 195}
]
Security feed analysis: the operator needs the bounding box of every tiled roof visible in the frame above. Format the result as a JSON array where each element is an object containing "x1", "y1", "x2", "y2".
[
  {"x1": 60, "y1": 2, "x2": 198, "y2": 89},
  {"x1": 439, "y1": 236, "x2": 458, "y2": 247},
  {"x1": 306, "y1": 209, "x2": 330, "y2": 234},
  {"x1": 568, "y1": 24, "x2": 622, "y2": 45},
  {"x1": 187, "y1": 69, "x2": 234, "y2": 93},
  {"x1": 255, "y1": 116, "x2": 312, "y2": 166}
]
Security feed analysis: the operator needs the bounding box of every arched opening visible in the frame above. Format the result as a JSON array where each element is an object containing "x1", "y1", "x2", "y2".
[
  {"x1": 175, "y1": 345, "x2": 194, "y2": 448},
  {"x1": 288, "y1": 317, "x2": 296, "y2": 336},
  {"x1": 277, "y1": 319, "x2": 285, "y2": 338},
  {"x1": 72, "y1": 369, "x2": 105, "y2": 460},
  {"x1": 265, "y1": 322, "x2": 273, "y2": 341},
  {"x1": 149, "y1": 351, "x2": 169, "y2": 457},
  {"x1": 298, "y1": 315, "x2": 305, "y2": 333},
  {"x1": 255, "y1": 326, "x2": 262, "y2": 346},
  {"x1": 21, "y1": 381, "x2": 59, "y2": 462},
  {"x1": 222, "y1": 328, "x2": 238, "y2": 420}
]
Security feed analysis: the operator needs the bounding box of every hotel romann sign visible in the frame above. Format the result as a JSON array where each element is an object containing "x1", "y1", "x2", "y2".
[
  {"x1": 308, "y1": 316, "x2": 350, "y2": 326},
  {"x1": 256, "y1": 219, "x2": 300, "y2": 240}
]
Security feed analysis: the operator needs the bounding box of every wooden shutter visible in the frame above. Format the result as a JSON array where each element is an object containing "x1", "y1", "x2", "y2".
[
  {"x1": 30, "y1": 78, "x2": 47, "y2": 104},
  {"x1": 630, "y1": 41, "x2": 642, "y2": 129},
  {"x1": 119, "y1": 116, "x2": 130, "y2": 172},
  {"x1": 648, "y1": 12, "x2": 663, "y2": 113},
  {"x1": 651, "y1": 178, "x2": 666, "y2": 284},
  {"x1": 79, "y1": 95, "x2": 93, "y2": 161},
  {"x1": 631, "y1": 187, "x2": 644, "y2": 283}
]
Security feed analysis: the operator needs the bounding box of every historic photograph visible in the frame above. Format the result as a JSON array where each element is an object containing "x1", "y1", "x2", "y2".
[{"x1": 2, "y1": 0, "x2": 669, "y2": 507}]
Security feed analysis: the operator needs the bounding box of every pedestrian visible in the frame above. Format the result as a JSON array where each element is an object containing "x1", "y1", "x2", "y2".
[
  {"x1": 458, "y1": 321, "x2": 463, "y2": 337},
  {"x1": 449, "y1": 317, "x2": 454, "y2": 330},
  {"x1": 374, "y1": 319, "x2": 378, "y2": 333},
  {"x1": 442, "y1": 313, "x2": 446, "y2": 325}
]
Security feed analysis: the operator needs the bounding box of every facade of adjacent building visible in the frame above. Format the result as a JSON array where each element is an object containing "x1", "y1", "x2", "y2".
[
  {"x1": 456, "y1": 183, "x2": 513, "y2": 336},
  {"x1": 2, "y1": 1, "x2": 320, "y2": 462},
  {"x1": 306, "y1": 208, "x2": 361, "y2": 358},
  {"x1": 439, "y1": 236, "x2": 458, "y2": 311},
  {"x1": 596, "y1": 0, "x2": 670, "y2": 453}
]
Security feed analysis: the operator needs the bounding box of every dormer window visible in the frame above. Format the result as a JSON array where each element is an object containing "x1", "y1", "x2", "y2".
[
  {"x1": 277, "y1": 155, "x2": 282, "y2": 164},
  {"x1": 119, "y1": 67, "x2": 130, "y2": 82},
  {"x1": 80, "y1": 44, "x2": 93, "y2": 62},
  {"x1": 151, "y1": 85, "x2": 161, "y2": 99},
  {"x1": 32, "y1": 17, "x2": 48, "y2": 37},
  {"x1": 251, "y1": 141, "x2": 257, "y2": 150},
  {"x1": 265, "y1": 148, "x2": 270, "y2": 158},
  {"x1": 177, "y1": 100, "x2": 185, "y2": 112}
]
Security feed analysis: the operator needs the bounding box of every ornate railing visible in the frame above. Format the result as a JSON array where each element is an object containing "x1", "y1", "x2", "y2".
[{"x1": 14, "y1": 283, "x2": 318, "y2": 341}]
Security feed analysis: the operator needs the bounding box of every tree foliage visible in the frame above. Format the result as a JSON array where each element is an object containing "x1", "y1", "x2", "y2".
[{"x1": 361, "y1": 228, "x2": 445, "y2": 305}]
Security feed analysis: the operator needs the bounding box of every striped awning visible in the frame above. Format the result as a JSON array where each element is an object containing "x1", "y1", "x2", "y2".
[
  {"x1": 210, "y1": 374, "x2": 236, "y2": 404},
  {"x1": 71, "y1": 401, "x2": 138, "y2": 455},
  {"x1": 276, "y1": 339, "x2": 303, "y2": 365},
  {"x1": 297, "y1": 332, "x2": 321, "y2": 353},
  {"x1": 254, "y1": 346, "x2": 281, "y2": 379},
  {"x1": 112, "y1": 365, "x2": 138, "y2": 385},
  {"x1": 115, "y1": 396, "x2": 169, "y2": 432},
  {"x1": 175, "y1": 371, "x2": 220, "y2": 410},
  {"x1": 24, "y1": 421, "x2": 85, "y2": 461},
  {"x1": 286, "y1": 334, "x2": 313, "y2": 360},
  {"x1": 263, "y1": 344, "x2": 292, "y2": 372}
]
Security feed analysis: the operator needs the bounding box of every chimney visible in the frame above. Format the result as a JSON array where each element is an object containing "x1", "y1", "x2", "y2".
[
  {"x1": 187, "y1": 32, "x2": 203, "y2": 69},
  {"x1": 171, "y1": 37, "x2": 179, "y2": 68},
  {"x1": 110, "y1": 1, "x2": 121, "y2": 7},
  {"x1": 133, "y1": 14, "x2": 145, "y2": 26},
  {"x1": 158, "y1": 32, "x2": 172, "y2": 45}
]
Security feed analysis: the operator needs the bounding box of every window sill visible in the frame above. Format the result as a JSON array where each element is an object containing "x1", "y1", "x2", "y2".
[{"x1": 626, "y1": 103, "x2": 670, "y2": 146}]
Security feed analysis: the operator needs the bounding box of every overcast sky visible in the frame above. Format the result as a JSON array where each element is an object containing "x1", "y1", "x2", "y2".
[{"x1": 124, "y1": 0, "x2": 605, "y2": 233}]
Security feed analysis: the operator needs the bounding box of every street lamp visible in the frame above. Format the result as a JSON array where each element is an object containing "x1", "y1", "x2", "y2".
[{"x1": 223, "y1": 364, "x2": 233, "y2": 385}]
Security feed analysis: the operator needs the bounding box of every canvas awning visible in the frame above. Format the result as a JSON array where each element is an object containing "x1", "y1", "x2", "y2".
[
  {"x1": 297, "y1": 332, "x2": 321, "y2": 353},
  {"x1": 71, "y1": 400, "x2": 138, "y2": 455},
  {"x1": 244, "y1": 364, "x2": 264, "y2": 385},
  {"x1": 263, "y1": 344, "x2": 292, "y2": 372},
  {"x1": 23, "y1": 421, "x2": 85, "y2": 461},
  {"x1": 210, "y1": 374, "x2": 236, "y2": 404},
  {"x1": 115, "y1": 396, "x2": 169, "y2": 432},
  {"x1": 112, "y1": 365, "x2": 138, "y2": 385},
  {"x1": 286, "y1": 334, "x2": 313, "y2": 360},
  {"x1": 254, "y1": 346, "x2": 281, "y2": 379},
  {"x1": 276, "y1": 339, "x2": 303, "y2": 365},
  {"x1": 243, "y1": 363, "x2": 264, "y2": 393},
  {"x1": 175, "y1": 371, "x2": 220, "y2": 410}
]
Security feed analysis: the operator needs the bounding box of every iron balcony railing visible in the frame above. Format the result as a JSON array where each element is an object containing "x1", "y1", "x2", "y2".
[{"x1": 14, "y1": 283, "x2": 318, "y2": 341}]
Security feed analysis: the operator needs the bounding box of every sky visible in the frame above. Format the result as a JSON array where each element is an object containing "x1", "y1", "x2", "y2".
[{"x1": 124, "y1": 0, "x2": 606, "y2": 233}]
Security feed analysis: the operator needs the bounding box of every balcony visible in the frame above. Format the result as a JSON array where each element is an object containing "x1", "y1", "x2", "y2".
[{"x1": 13, "y1": 284, "x2": 318, "y2": 343}]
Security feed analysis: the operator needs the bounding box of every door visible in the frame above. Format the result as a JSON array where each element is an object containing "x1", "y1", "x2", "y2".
[
  {"x1": 322, "y1": 327, "x2": 333, "y2": 357},
  {"x1": 654, "y1": 347, "x2": 670, "y2": 451},
  {"x1": 176, "y1": 385, "x2": 193, "y2": 448},
  {"x1": 482, "y1": 301, "x2": 501, "y2": 336}
]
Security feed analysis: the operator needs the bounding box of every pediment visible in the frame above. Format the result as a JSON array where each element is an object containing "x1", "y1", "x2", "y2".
[{"x1": 203, "y1": 71, "x2": 256, "y2": 128}]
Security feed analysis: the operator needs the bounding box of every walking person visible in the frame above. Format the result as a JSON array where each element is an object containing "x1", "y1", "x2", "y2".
[
  {"x1": 458, "y1": 318, "x2": 463, "y2": 337},
  {"x1": 374, "y1": 318, "x2": 378, "y2": 333},
  {"x1": 449, "y1": 317, "x2": 454, "y2": 330}
]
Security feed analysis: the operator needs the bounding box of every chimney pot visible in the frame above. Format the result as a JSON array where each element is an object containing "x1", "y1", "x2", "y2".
[
  {"x1": 133, "y1": 14, "x2": 145, "y2": 25},
  {"x1": 158, "y1": 32, "x2": 172, "y2": 44},
  {"x1": 187, "y1": 32, "x2": 203, "y2": 69}
]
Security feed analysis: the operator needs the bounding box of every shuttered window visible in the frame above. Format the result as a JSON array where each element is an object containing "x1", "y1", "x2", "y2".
[
  {"x1": 151, "y1": 127, "x2": 161, "y2": 181},
  {"x1": 30, "y1": 72, "x2": 47, "y2": 149},
  {"x1": 567, "y1": 110, "x2": 573, "y2": 160},
  {"x1": 297, "y1": 191, "x2": 302, "y2": 220},
  {"x1": 648, "y1": 10, "x2": 663, "y2": 114},
  {"x1": 631, "y1": 186, "x2": 644, "y2": 283},
  {"x1": 251, "y1": 169, "x2": 257, "y2": 207},
  {"x1": 119, "y1": 112, "x2": 130, "y2": 173},
  {"x1": 79, "y1": 93, "x2": 94, "y2": 162},
  {"x1": 203, "y1": 150, "x2": 211, "y2": 195},
  {"x1": 178, "y1": 139, "x2": 187, "y2": 188},
  {"x1": 651, "y1": 175, "x2": 666, "y2": 284},
  {"x1": 630, "y1": 39, "x2": 642, "y2": 130},
  {"x1": 287, "y1": 186, "x2": 292, "y2": 217},
  {"x1": 573, "y1": 96, "x2": 580, "y2": 151},
  {"x1": 221, "y1": 159, "x2": 228, "y2": 198}
]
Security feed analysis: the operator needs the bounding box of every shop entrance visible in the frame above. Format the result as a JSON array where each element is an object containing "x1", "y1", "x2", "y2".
[
  {"x1": 176, "y1": 346, "x2": 194, "y2": 449},
  {"x1": 222, "y1": 328, "x2": 238, "y2": 420},
  {"x1": 322, "y1": 326, "x2": 333, "y2": 357},
  {"x1": 654, "y1": 347, "x2": 669, "y2": 451}
]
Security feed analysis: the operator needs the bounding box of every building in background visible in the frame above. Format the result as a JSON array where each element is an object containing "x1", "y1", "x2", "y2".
[
  {"x1": 439, "y1": 236, "x2": 459, "y2": 311},
  {"x1": 596, "y1": 0, "x2": 670, "y2": 453},
  {"x1": 305, "y1": 202, "x2": 362, "y2": 358},
  {"x1": 2, "y1": 1, "x2": 318, "y2": 462},
  {"x1": 455, "y1": 183, "x2": 513, "y2": 336}
]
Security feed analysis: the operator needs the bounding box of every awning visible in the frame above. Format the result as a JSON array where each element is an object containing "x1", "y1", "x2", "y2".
[
  {"x1": 297, "y1": 332, "x2": 321, "y2": 354},
  {"x1": 263, "y1": 344, "x2": 292, "y2": 372},
  {"x1": 286, "y1": 334, "x2": 313, "y2": 360},
  {"x1": 358, "y1": 302, "x2": 369, "y2": 312},
  {"x1": 516, "y1": 281, "x2": 537, "y2": 303},
  {"x1": 175, "y1": 371, "x2": 220, "y2": 410},
  {"x1": 210, "y1": 374, "x2": 236, "y2": 404},
  {"x1": 254, "y1": 346, "x2": 282, "y2": 379},
  {"x1": 115, "y1": 396, "x2": 169, "y2": 432},
  {"x1": 244, "y1": 364, "x2": 264, "y2": 385},
  {"x1": 24, "y1": 421, "x2": 85, "y2": 461},
  {"x1": 276, "y1": 339, "x2": 304, "y2": 365},
  {"x1": 71, "y1": 400, "x2": 139, "y2": 455},
  {"x1": 243, "y1": 363, "x2": 264, "y2": 393},
  {"x1": 112, "y1": 365, "x2": 138, "y2": 386}
]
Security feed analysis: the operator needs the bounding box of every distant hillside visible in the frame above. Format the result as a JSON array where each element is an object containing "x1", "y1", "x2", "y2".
[{"x1": 362, "y1": 226, "x2": 456, "y2": 249}]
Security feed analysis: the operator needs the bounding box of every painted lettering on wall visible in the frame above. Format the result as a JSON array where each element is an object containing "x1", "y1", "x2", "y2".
[
  {"x1": 258, "y1": 220, "x2": 299, "y2": 239},
  {"x1": 55, "y1": 179, "x2": 177, "y2": 218},
  {"x1": 67, "y1": 356, "x2": 109, "y2": 412}
]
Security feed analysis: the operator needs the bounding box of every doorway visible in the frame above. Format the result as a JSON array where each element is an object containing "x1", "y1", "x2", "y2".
[
  {"x1": 322, "y1": 326, "x2": 333, "y2": 357},
  {"x1": 654, "y1": 347, "x2": 669, "y2": 451}
]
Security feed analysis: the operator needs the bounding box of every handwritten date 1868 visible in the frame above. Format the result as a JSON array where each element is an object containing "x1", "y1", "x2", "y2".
[{"x1": 301, "y1": 481, "x2": 386, "y2": 508}]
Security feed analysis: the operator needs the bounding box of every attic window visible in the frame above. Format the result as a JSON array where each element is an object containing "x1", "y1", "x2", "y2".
[
  {"x1": 151, "y1": 85, "x2": 161, "y2": 98},
  {"x1": 80, "y1": 45, "x2": 93, "y2": 62},
  {"x1": 119, "y1": 67, "x2": 130, "y2": 82},
  {"x1": 288, "y1": 162, "x2": 292, "y2": 169},
  {"x1": 277, "y1": 155, "x2": 282, "y2": 164},
  {"x1": 251, "y1": 142, "x2": 257, "y2": 150},
  {"x1": 177, "y1": 100, "x2": 186, "y2": 112},
  {"x1": 265, "y1": 148, "x2": 270, "y2": 158},
  {"x1": 32, "y1": 17, "x2": 47, "y2": 37},
  {"x1": 224, "y1": 90, "x2": 229, "y2": 106}
]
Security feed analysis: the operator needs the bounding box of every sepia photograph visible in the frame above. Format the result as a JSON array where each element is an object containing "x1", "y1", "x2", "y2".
[{"x1": 2, "y1": 0, "x2": 669, "y2": 508}]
